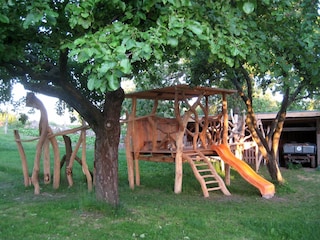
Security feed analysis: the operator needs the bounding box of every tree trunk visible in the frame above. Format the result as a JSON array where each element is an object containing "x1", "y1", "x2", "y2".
[
  {"x1": 265, "y1": 152, "x2": 283, "y2": 182},
  {"x1": 246, "y1": 112, "x2": 284, "y2": 183},
  {"x1": 93, "y1": 88, "x2": 124, "y2": 206}
]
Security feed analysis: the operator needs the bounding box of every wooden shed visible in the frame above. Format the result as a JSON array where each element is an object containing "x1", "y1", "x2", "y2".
[{"x1": 256, "y1": 111, "x2": 320, "y2": 168}]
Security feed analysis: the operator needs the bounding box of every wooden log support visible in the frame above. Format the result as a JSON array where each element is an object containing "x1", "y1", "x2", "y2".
[
  {"x1": 81, "y1": 122, "x2": 93, "y2": 192},
  {"x1": 125, "y1": 97, "x2": 136, "y2": 189},
  {"x1": 173, "y1": 90, "x2": 201, "y2": 194},
  {"x1": 66, "y1": 133, "x2": 83, "y2": 187},
  {"x1": 222, "y1": 93, "x2": 231, "y2": 186},
  {"x1": 43, "y1": 139, "x2": 51, "y2": 184},
  {"x1": 14, "y1": 130, "x2": 31, "y2": 187},
  {"x1": 15, "y1": 94, "x2": 92, "y2": 193},
  {"x1": 26, "y1": 93, "x2": 49, "y2": 195},
  {"x1": 61, "y1": 135, "x2": 72, "y2": 169},
  {"x1": 125, "y1": 119, "x2": 135, "y2": 189},
  {"x1": 48, "y1": 132, "x2": 61, "y2": 189}
]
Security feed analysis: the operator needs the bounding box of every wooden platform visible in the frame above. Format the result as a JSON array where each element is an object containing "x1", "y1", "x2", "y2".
[
  {"x1": 137, "y1": 148, "x2": 219, "y2": 162},
  {"x1": 124, "y1": 84, "x2": 236, "y2": 194}
]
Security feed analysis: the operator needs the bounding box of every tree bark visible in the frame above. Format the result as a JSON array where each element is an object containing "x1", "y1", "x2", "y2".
[
  {"x1": 93, "y1": 88, "x2": 124, "y2": 206},
  {"x1": 231, "y1": 68, "x2": 284, "y2": 183}
]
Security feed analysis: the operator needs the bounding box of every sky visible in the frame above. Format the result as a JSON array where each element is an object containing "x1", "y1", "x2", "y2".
[
  {"x1": 9, "y1": 80, "x2": 136, "y2": 126},
  {"x1": 11, "y1": 83, "x2": 72, "y2": 125}
]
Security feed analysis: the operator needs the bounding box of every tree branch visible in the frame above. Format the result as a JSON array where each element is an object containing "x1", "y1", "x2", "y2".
[{"x1": 2, "y1": 60, "x2": 103, "y2": 128}]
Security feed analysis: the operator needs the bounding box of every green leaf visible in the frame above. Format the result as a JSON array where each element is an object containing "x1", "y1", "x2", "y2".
[
  {"x1": 141, "y1": 44, "x2": 152, "y2": 60},
  {"x1": 186, "y1": 21, "x2": 203, "y2": 35},
  {"x1": 81, "y1": 12, "x2": 90, "y2": 18},
  {"x1": 225, "y1": 57, "x2": 234, "y2": 67},
  {"x1": 115, "y1": 45, "x2": 126, "y2": 54},
  {"x1": 100, "y1": 61, "x2": 116, "y2": 74},
  {"x1": 153, "y1": 49, "x2": 163, "y2": 60},
  {"x1": 107, "y1": 74, "x2": 120, "y2": 91},
  {"x1": 80, "y1": 19, "x2": 91, "y2": 29},
  {"x1": 113, "y1": 21, "x2": 124, "y2": 33},
  {"x1": 87, "y1": 77, "x2": 95, "y2": 91},
  {"x1": 7, "y1": 0, "x2": 15, "y2": 6},
  {"x1": 0, "y1": 14, "x2": 9, "y2": 24},
  {"x1": 119, "y1": 58, "x2": 131, "y2": 74},
  {"x1": 167, "y1": 37, "x2": 179, "y2": 47},
  {"x1": 243, "y1": 2, "x2": 255, "y2": 14},
  {"x1": 23, "y1": 13, "x2": 35, "y2": 29},
  {"x1": 98, "y1": 82, "x2": 106, "y2": 93},
  {"x1": 125, "y1": 38, "x2": 136, "y2": 50},
  {"x1": 74, "y1": 38, "x2": 86, "y2": 46},
  {"x1": 78, "y1": 49, "x2": 92, "y2": 62},
  {"x1": 230, "y1": 46, "x2": 240, "y2": 56}
]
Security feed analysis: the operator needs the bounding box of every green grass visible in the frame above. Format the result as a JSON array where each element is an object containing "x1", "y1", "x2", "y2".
[{"x1": 1, "y1": 127, "x2": 320, "y2": 239}]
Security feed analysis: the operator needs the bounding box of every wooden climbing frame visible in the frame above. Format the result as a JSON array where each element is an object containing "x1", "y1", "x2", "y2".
[
  {"x1": 14, "y1": 93, "x2": 93, "y2": 194},
  {"x1": 124, "y1": 85, "x2": 237, "y2": 196}
]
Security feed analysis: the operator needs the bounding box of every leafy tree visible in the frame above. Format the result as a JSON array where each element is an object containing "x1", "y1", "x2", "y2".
[
  {"x1": 18, "y1": 113, "x2": 29, "y2": 125},
  {"x1": 189, "y1": 0, "x2": 319, "y2": 182},
  {"x1": 0, "y1": 0, "x2": 247, "y2": 205}
]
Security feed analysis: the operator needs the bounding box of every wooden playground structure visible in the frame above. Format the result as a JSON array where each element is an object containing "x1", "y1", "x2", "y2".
[
  {"x1": 124, "y1": 85, "x2": 275, "y2": 198},
  {"x1": 14, "y1": 93, "x2": 92, "y2": 194},
  {"x1": 14, "y1": 86, "x2": 275, "y2": 199}
]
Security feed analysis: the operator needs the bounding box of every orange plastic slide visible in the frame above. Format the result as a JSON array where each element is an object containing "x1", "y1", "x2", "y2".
[{"x1": 211, "y1": 144, "x2": 275, "y2": 199}]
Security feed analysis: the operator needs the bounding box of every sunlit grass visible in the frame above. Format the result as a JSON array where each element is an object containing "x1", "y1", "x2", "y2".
[{"x1": 1, "y1": 127, "x2": 320, "y2": 239}]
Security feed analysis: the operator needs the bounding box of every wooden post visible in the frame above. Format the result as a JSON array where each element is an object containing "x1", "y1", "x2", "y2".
[
  {"x1": 174, "y1": 90, "x2": 183, "y2": 194},
  {"x1": 66, "y1": 134, "x2": 83, "y2": 187},
  {"x1": 174, "y1": 131, "x2": 184, "y2": 194},
  {"x1": 62, "y1": 135, "x2": 72, "y2": 170},
  {"x1": 81, "y1": 122, "x2": 93, "y2": 191},
  {"x1": 45, "y1": 126, "x2": 61, "y2": 189},
  {"x1": 14, "y1": 130, "x2": 31, "y2": 187},
  {"x1": 126, "y1": 97, "x2": 136, "y2": 189},
  {"x1": 222, "y1": 93, "x2": 230, "y2": 185},
  {"x1": 222, "y1": 93, "x2": 228, "y2": 144},
  {"x1": 173, "y1": 90, "x2": 198, "y2": 194},
  {"x1": 43, "y1": 139, "x2": 51, "y2": 184},
  {"x1": 26, "y1": 93, "x2": 49, "y2": 195},
  {"x1": 125, "y1": 118, "x2": 135, "y2": 189}
]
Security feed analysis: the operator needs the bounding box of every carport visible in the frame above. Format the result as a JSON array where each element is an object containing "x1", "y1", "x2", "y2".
[{"x1": 256, "y1": 111, "x2": 320, "y2": 168}]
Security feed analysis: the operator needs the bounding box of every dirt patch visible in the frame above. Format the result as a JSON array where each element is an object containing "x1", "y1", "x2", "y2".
[
  {"x1": 268, "y1": 195, "x2": 288, "y2": 202},
  {"x1": 297, "y1": 174, "x2": 314, "y2": 181}
]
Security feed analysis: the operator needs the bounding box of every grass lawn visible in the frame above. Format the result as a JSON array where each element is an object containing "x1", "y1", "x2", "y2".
[{"x1": 1, "y1": 127, "x2": 320, "y2": 240}]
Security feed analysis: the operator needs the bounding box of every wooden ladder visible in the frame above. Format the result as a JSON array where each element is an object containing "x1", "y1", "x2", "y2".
[{"x1": 184, "y1": 151, "x2": 231, "y2": 197}]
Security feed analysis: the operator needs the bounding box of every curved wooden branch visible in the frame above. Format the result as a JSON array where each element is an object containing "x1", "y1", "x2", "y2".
[
  {"x1": 26, "y1": 93, "x2": 49, "y2": 194},
  {"x1": 14, "y1": 130, "x2": 31, "y2": 187},
  {"x1": 81, "y1": 122, "x2": 93, "y2": 192}
]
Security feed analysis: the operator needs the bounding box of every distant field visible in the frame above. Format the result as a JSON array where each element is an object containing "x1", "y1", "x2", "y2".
[{"x1": 1, "y1": 127, "x2": 320, "y2": 240}]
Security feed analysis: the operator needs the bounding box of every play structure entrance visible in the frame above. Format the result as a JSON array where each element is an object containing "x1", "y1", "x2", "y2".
[{"x1": 124, "y1": 85, "x2": 275, "y2": 198}]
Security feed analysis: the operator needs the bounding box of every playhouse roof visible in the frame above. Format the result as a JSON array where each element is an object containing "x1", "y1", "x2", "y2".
[{"x1": 125, "y1": 84, "x2": 237, "y2": 100}]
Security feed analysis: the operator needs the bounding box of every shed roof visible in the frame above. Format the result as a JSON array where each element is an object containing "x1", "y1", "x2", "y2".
[
  {"x1": 256, "y1": 111, "x2": 320, "y2": 120},
  {"x1": 125, "y1": 84, "x2": 237, "y2": 100}
]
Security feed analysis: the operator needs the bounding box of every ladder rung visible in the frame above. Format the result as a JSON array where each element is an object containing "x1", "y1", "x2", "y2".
[
  {"x1": 205, "y1": 180, "x2": 219, "y2": 184},
  {"x1": 192, "y1": 159, "x2": 206, "y2": 162},
  {"x1": 194, "y1": 163, "x2": 207, "y2": 167},
  {"x1": 198, "y1": 169, "x2": 211, "y2": 173},
  {"x1": 202, "y1": 175, "x2": 214, "y2": 178},
  {"x1": 207, "y1": 187, "x2": 222, "y2": 191}
]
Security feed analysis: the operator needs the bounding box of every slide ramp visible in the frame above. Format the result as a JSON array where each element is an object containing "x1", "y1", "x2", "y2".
[{"x1": 211, "y1": 144, "x2": 275, "y2": 199}]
